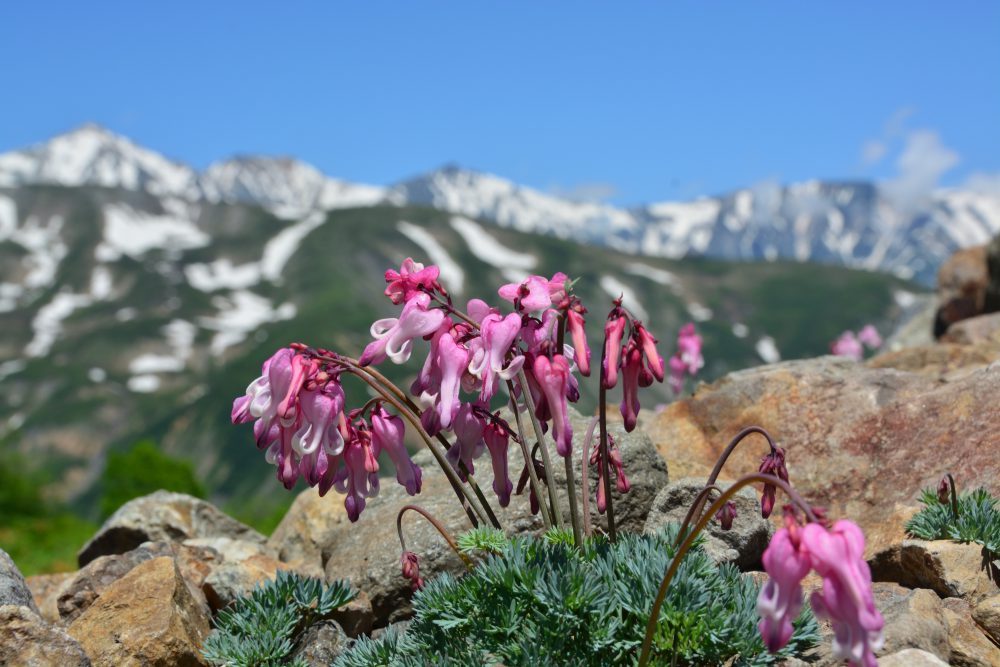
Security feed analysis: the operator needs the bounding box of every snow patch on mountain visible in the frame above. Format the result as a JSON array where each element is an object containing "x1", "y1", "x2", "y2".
[
  {"x1": 625, "y1": 264, "x2": 677, "y2": 287},
  {"x1": 186, "y1": 259, "x2": 262, "y2": 292},
  {"x1": 398, "y1": 220, "x2": 466, "y2": 293},
  {"x1": 260, "y1": 211, "x2": 327, "y2": 282},
  {"x1": 599, "y1": 275, "x2": 648, "y2": 321},
  {"x1": 96, "y1": 204, "x2": 209, "y2": 261},
  {"x1": 0, "y1": 125, "x2": 201, "y2": 199},
  {"x1": 4, "y1": 214, "x2": 68, "y2": 291},
  {"x1": 449, "y1": 216, "x2": 537, "y2": 283},
  {"x1": 26, "y1": 291, "x2": 94, "y2": 357},
  {"x1": 199, "y1": 291, "x2": 296, "y2": 356},
  {"x1": 755, "y1": 336, "x2": 781, "y2": 364}
]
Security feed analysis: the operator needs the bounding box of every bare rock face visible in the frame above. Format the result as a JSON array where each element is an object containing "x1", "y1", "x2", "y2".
[
  {"x1": 874, "y1": 584, "x2": 950, "y2": 661},
  {"x1": 67, "y1": 556, "x2": 211, "y2": 667},
  {"x1": 879, "y1": 649, "x2": 950, "y2": 666},
  {"x1": 974, "y1": 593, "x2": 1000, "y2": 645},
  {"x1": 0, "y1": 604, "x2": 91, "y2": 667},
  {"x1": 290, "y1": 619, "x2": 352, "y2": 666},
  {"x1": 869, "y1": 540, "x2": 1000, "y2": 604},
  {"x1": 202, "y1": 553, "x2": 290, "y2": 612},
  {"x1": 645, "y1": 357, "x2": 1000, "y2": 557},
  {"x1": 935, "y1": 244, "x2": 989, "y2": 337},
  {"x1": 643, "y1": 477, "x2": 771, "y2": 570},
  {"x1": 941, "y1": 312, "x2": 1000, "y2": 345},
  {"x1": 1, "y1": 548, "x2": 39, "y2": 613},
  {"x1": 57, "y1": 541, "x2": 220, "y2": 624},
  {"x1": 277, "y1": 407, "x2": 666, "y2": 627},
  {"x1": 27, "y1": 572, "x2": 73, "y2": 624},
  {"x1": 77, "y1": 491, "x2": 265, "y2": 567},
  {"x1": 940, "y1": 597, "x2": 1000, "y2": 667}
]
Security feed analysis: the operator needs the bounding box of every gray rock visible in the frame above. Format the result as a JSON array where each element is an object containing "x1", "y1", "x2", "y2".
[
  {"x1": 291, "y1": 620, "x2": 352, "y2": 666},
  {"x1": 0, "y1": 604, "x2": 91, "y2": 666},
  {"x1": 202, "y1": 554, "x2": 289, "y2": 612},
  {"x1": 183, "y1": 536, "x2": 275, "y2": 563},
  {"x1": 0, "y1": 547, "x2": 39, "y2": 613},
  {"x1": 643, "y1": 477, "x2": 771, "y2": 570},
  {"x1": 304, "y1": 406, "x2": 667, "y2": 627},
  {"x1": 77, "y1": 490, "x2": 265, "y2": 566},
  {"x1": 869, "y1": 539, "x2": 1000, "y2": 604},
  {"x1": 879, "y1": 649, "x2": 949, "y2": 666}
]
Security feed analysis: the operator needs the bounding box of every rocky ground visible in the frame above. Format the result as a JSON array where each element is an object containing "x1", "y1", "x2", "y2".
[{"x1": 3, "y1": 242, "x2": 1000, "y2": 666}]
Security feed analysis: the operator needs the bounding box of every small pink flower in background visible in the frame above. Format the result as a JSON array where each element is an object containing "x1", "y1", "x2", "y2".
[
  {"x1": 667, "y1": 355, "x2": 686, "y2": 395},
  {"x1": 676, "y1": 323, "x2": 704, "y2": 375},
  {"x1": 830, "y1": 331, "x2": 863, "y2": 361},
  {"x1": 857, "y1": 325, "x2": 882, "y2": 350}
]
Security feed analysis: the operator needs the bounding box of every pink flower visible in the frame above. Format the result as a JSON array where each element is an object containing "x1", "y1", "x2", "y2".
[
  {"x1": 590, "y1": 435, "x2": 629, "y2": 513},
  {"x1": 371, "y1": 407, "x2": 422, "y2": 496},
  {"x1": 470, "y1": 312, "x2": 525, "y2": 401},
  {"x1": 758, "y1": 447, "x2": 789, "y2": 519},
  {"x1": 757, "y1": 522, "x2": 812, "y2": 653},
  {"x1": 602, "y1": 308, "x2": 627, "y2": 389},
  {"x1": 668, "y1": 354, "x2": 686, "y2": 395},
  {"x1": 435, "y1": 332, "x2": 470, "y2": 430},
  {"x1": 619, "y1": 340, "x2": 643, "y2": 432},
  {"x1": 676, "y1": 323, "x2": 704, "y2": 375},
  {"x1": 498, "y1": 273, "x2": 566, "y2": 312},
  {"x1": 400, "y1": 551, "x2": 424, "y2": 590},
  {"x1": 335, "y1": 425, "x2": 380, "y2": 522},
  {"x1": 384, "y1": 258, "x2": 441, "y2": 305},
  {"x1": 857, "y1": 325, "x2": 882, "y2": 350},
  {"x1": 533, "y1": 354, "x2": 574, "y2": 456},
  {"x1": 803, "y1": 521, "x2": 885, "y2": 666},
  {"x1": 716, "y1": 501, "x2": 737, "y2": 531},
  {"x1": 484, "y1": 418, "x2": 513, "y2": 507},
  {"x1": 359, "y1": 292, "x2": 447, "y2": 366},
  {"x1": 291, "y1": 385, "x2": 345, "y2": 486},
  {"x1": 634, "y1": 322, "x2": 664, "y2": 382},
  {"x1": 446, "y1": 403, "x2": 485, "y2": 480},
  {"x1": 566, "y1": 308, "x2": 591, "y2": 377},
  {"x1": 830, "y1": 331, "x2": 863, "y2": 361}
]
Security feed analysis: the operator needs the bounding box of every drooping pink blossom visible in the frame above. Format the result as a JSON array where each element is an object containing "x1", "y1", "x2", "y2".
[
  {"x1": 758, "y1": 447, "x2": 789, "y2": 519},
  {"x1": 803, "y1": 521, "x2": 885, "y2": 666},
  {"x1": 359, "y1": 292, "x2": 447, "y2": 366},
  {"x1": 483, "y1": 418, "x2": 513, "y2": 507},
  {"x1": 435, "y1": 332, "x2": 470, "y2": 430},
  {"x1": 533, "y1": 354, "x2": 574, "y2": 456},
  {"x1": 371, "y1": 406, "x2": 422, "y2": 496},
  {"x1": 602, "y1": 308, "x2": 627, "y2": 389},
  {"x1": 447, "y1": 403, "x2": 485, "y2": 480},
  {"x1": 757, "y1": 520, "x2": 812, "y2": 653},
  {"x1": 384, "y1": 258, "x2": 441, "y2": 305},
  {"x1": 400, "y1": 551, "x2": 424, "y2": 590},
  {"x1": 291, "y1": 385, "x2": 345, "y2": 486},
  {"x1": 857, "y1": 325, "x2": 882, "y2": 350},
  {"x1": 716, "y1": 501, "x2": 737, "y2": 531},
  {"x1": 336, "y1": 426, "x2": 380, "y2": 522},
  {"x1": 830, "y1": 331, "x2": 863, "y2": 361},
  {"x1": 566, "y1": 308, "x2": 591, "y2": 376},
  {"x1": 470, "y1": 312, "x2": 525, "y2": 401},
  {"x1": 619, "y1": 340, "x2": 643, "y2": 432},
  {"x1": 634, "y1": 322, "x2": 664, "y2": 382}
]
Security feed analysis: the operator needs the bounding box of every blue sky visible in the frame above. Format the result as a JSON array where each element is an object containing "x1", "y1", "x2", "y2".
[{"x1": 1, "y1": 2, "x2": 998, "y2": 204}]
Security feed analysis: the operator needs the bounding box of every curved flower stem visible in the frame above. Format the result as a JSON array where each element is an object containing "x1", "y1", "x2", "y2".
[
  {"x1": 555, "y1": 312, "x2": 583, "y2": 547},
  {"x1": 637, "y1": 473, "x2": 818, "y2": 667},
  {"x1": 342, "y1": 355, "x2": 503, "y2": 530},
  {"x1": 397, "y1": 504, "x2": 473, "y2": 570},
  {"x1": 339, "y1": 362, "x2": 491, "y2": 529},
  {"x1": 598, "y1": 347, "x2": 618, "y2": 542},
  {"x1": 947, "y1": 472, "x2": 959, "y2": 520},
  {"x1": 425, "y1": 291, "x2": 479, "y2": 328},
  {"x1": 672, "y1": 483, "x2": 723, "y2": 548},
  {"x1": 580, "y1": 415, "x2": 599, "y2": 538},
  {"x1": 506, "y1": 381, "x2": 554, "y2": 529},
  {"x1": 684, "y1": 426, "x2": 778, "y2": 542},
  {"x1": 516, "y1": 369, "x2": 563, "y2": 528}
]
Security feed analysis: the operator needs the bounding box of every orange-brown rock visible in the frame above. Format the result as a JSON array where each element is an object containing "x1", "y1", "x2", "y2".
[
  {"x1": 870, "y1": 540, "x2": 1000, "y2": 604},
  {"x1": 67, "y1": 556, "x2": 210, "y2": 667},
  {"x1": 866, "y1": 340, "x2": 1000, "y2": 380},
  {"x1": 0, "y1": 604, "x2": 91, "y2": 667},
  {"x1": 942, "y1": 312, "x2": 1000, "y2": 345},
  {"x1": 936, "y1": 244, "x2": 989, "y2": 337},
  {"x1": 202, "y1": 553, "x2": 290, "y2": 612},
  {"x1": 941, "y1": 597, "x2": 1000, "y2": 667},
  {"x1": 646, "y1": 357, "x2": 1000, "y2": 556}
]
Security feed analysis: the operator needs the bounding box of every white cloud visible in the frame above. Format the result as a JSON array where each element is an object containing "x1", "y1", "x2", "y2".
[
  {"x1": 861, "y1": 140, "x2": 887, "y2": 166},
  {"x1": 881, "y1": 129, "x2": 959, "y2": 215},
  {"x1": 964, "y1": 172, "x2": 1000, "y2": 198}
]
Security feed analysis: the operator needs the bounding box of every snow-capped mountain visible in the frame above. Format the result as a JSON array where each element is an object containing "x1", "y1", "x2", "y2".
[{"x1": 1, "y1": 124, "x2": 999, "y2": 285}]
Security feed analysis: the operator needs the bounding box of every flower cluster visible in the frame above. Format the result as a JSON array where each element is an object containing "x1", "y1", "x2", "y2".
[
  {"x1": 602, "y1": 301, "x2": 666, "y2": 431},
  {"x1": 667, "y1": 323, "x2": 703, "y2": 394},
  {"x1": 231, "y1": 346, "x2": 422, "y2": 521},
  {"x1": 758, "y1": 510, "x2": 884, "y2": 667},
  {"x1": 830, "y1": 325, "x2": 882, "y2": 361}
]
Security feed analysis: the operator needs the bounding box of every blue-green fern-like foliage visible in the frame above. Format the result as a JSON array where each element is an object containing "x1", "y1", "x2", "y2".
[
  {"x1": 335, "y1": 524, "x2": 819, "y2": 666},
  {"x1": 201, "y1": 570, "x2": 357, "y2": 667},
  {"x1": 906, "y1": 486, "x2": 1000, "y2": 556}
]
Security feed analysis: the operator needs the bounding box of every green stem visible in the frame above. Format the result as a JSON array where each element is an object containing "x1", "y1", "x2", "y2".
[
  {"x1": 637, "y1": 473, "x2": 818, "y2": 667},
  {"x1": 506, "y1": 380, "x2": 554, "y2": 529},
  {"x1": 580, "y1": 415, "x2": 599, "y2": 538},
  {"x1": 555, "y1": 311, "x2": 583, "y2": 547},
  {"x1": 517, "y1": 369, "x2": 563, "y2": 528},
  {"x1": 598, "y1": 348, "x2": 618, "y2": 541}
]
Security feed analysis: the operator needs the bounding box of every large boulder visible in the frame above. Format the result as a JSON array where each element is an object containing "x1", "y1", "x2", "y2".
[
  {"x1": 202, "y1": 553, "x2": 290, "y2": 613},
  {"x1": 67, "y1": 556, "x2": 211, "y2": 667},
  {"x1": 1, "y1": 547, "x2": 39, "y2": 613},
  {"x1": 77, "y1": 491, "x2": 265, "y2": 567},
  {"x1": 870, "y1": 540, "x2": 1000, "y2": 605},
  {"x1": 645, "y1": 357, "x2": 1000, "y2": 556},
  {"x1": 643, "y1": 477, "x2": 771, "y2": 570},
  {"x1": 264, "y1": 407, "x2": 666, "y2": 627},
  {"x1": 0, "y1": 605, "x2": 91, "y2": 667},
  {"x1": 27, "y1": 572, "x2": 73, "y2": 624},
  {"x1": 935, "y1": 244, "x2": 989, "y2": 337}
]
